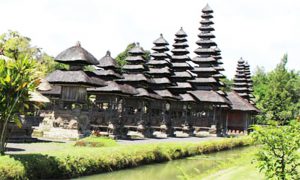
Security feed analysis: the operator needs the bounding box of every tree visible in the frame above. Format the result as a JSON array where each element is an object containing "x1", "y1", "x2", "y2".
[
  {"x1": 0, "y1": 58, "x2": 40, "y2": 155},
  {"x1": 115, "y1": 43, "x2": 151, "y2": 68},
  {"x1": 0, "y1": 30, "x2": 60, "y2": 75},
  {"x1": 220, "y1": 77, "x2": 233, "y2": 92},
  {"x1": 253, "y1": 54, "x2": 300, "y2": 124},
  {"x1": 252, "y1": 120, "x2": 300, "y2": 180}
]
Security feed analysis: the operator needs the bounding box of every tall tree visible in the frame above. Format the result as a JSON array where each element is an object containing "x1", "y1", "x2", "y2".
[
  {"x1": 253, "y1": 54, "x2": 300, "y2": 124},
  {"x1": 0, "y1": 30, "x2": 60, "y2": 75}
]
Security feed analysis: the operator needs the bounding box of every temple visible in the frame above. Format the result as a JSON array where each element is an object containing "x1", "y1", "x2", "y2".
[{"x1": 27, "y1": 4, "x2": 260, "y2": 140}]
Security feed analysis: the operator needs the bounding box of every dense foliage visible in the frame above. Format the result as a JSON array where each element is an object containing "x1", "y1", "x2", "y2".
[
  {"x1": 252, "y1": 54, "x2": 300, "y2": 124},
  {"x1": 0, "y1": 137, "x2": 252, "y2": 179},
  {"x1": 0, "y1": 58, "x2": 40, "y2": 155},
  {"x1": 0, "y1": 30, "x2": 63, "y2": 75},
  {"x1": 252, "y1": 121, "x2": 300, "y2": 180}
]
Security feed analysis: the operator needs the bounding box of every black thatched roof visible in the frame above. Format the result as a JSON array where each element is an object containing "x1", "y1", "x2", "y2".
[
  {"x1": 148, "y1": 67, "x2": 171, "y2": 74},
  {"x1": 90, "y1": 69, "x2": 122, "y2": 79},
  {"x1": 192, "y1": 67, "x2": 216, "y2": 73},
  {"x1": 46, "y1": 70, "x2": 106, "y2": 87},
  {"x1": 175, "y1": 27, "x2": 187, "y2": 37},
  {"x1": 172, "y1": 71, "x2": 193, "y2": 78},
  {"x1": 153, "y1": 34, "x2": 169, "y2": 45},
  {"x1": 147, "y1": 60, "x2": 169, "y2": 66},
  {"x1": 154, "y1": 90, "x2": 180, "y2": 100},
  {"x1": 202, "y1": 4, "x2": 213, "y2": 13},
  {"x1": 125, "y1": 56, "x2": 145, "y2": 62},
  {"x1": 88, "y1": 81, "x2": 138, "y2": 95},
  {"x1": 55, "y1": 42, "x2": 99, "y2": 66},
  {"x1": 188, "y1": 77, "x2": 217, "y2": 84},
  {"x1": 135, "y1": 88, "x2": 162, "y2": 100},
  {"x1": 150, "y1": 77, "x2": 171, "y2": 84},
  {"x1": 128, "y1": 43, "x2": 145, "y2": 55},
  {"x1": 227, "y1": 91, "x2": 259, "y2": 113},
  {"x1": 39, "y1": 85, "x2": 61, "y2": 96},
  {"x1": 192, "y1": 56, "x2": 215, "y2": 62},
  {"x1": 123, "y1": 64, "x2": 145, "y2": 71},
  {"x1": 189, "y1": 90, "x2": 229, "y2": 104},
  {"x1": 117, "y1": 74, "x2": 149, "y2": 82},
  {"x1": 98, "y1": 51, "x2": 118, "y2": 68},
  {"x1": 179, "y1": 93, "x2": 195, "y2": 102},
  {"x1": 169, "y1": 82, "x2": 192, "y2": 89}
]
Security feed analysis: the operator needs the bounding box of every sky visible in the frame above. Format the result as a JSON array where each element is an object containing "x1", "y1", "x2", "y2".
[{"x1": 0, "y1": 0, "x2": 299, "y2": 78}]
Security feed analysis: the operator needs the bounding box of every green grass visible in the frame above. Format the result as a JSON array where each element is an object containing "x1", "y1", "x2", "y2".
[
  {"x1": 0, "y1": 136, "x2": 253, "y2": 179},
  {"x1": 74, "y1": 136, "x2": 117, "y2": 147}
]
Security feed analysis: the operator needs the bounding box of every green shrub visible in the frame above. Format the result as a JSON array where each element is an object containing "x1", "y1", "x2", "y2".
[
  {"x1": 74, "y1": 136, "x2": 117, "y2": 147},
  {"x1": 0, "y1": 137, "x2": 253, "y2": 179},
  {"x1": 0, "y1": 156, "x2": 26, "y2": 180}
]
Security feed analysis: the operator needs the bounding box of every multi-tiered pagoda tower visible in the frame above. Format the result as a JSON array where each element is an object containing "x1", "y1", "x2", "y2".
[
  {"x1": 188, "y1": 4, "x2": 229, "y2": 136},
  {"x1": 87, "y1": 51, "x2": 138, "y2": 138},
  {"x1": 169, "y1": 28, "x2": 196, "y2": 137},
  {"x1": 147, "y1": 34, "x2": 178, "y2": 137},
  {"x1": 244, "y1": 62, "x2": 255, "y2": 105},
  {"x1": 117, "y1": 43, "x2": 160, "y2": 138},
  {"x1": 232, "y1": 58, "x2": 249, "y2": 100}
]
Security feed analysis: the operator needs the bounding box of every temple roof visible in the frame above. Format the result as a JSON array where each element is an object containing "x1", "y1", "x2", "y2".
[
  {"x1": 136, "y1": 88, "x2": 162, "y2": 100},
  {"x1": 175, "y1": 27, "x2": 187, "y2": 37},
  {"x1": 179, "y1": 93, "x2": 195, "y2": 102},
  {"x1": 153, "y1": 34, "x2": 169, "y2": 45},
  {"x1": 227, "y1": 91, "x2": 259, "y2": 112},
  {"x1": 189, "y1": 90, "x2": 229, "y2": 104},
  {"x1": 97, "y1": 51, "x2": 118, "y2": 68},
  {"x1": 128, "y1": 43, "x2": 145, "y2": 55},
  {"x1": 55, "y1": 42, "x2": 99, "y2": 66},
  {"x1": 87, "y1": 81, "x2": 138, "y2": 95},
  {"x1": 202, "y1": 4, "x2": 213, "y2": 13},
  {"x1": 46, "y1": 70, "x2": 106, "y2": 87}
]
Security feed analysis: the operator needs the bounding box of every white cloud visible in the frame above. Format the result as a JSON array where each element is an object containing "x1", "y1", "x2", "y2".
[{"x1": 0, "y1": 0, "x2": 299, "y2": 78}]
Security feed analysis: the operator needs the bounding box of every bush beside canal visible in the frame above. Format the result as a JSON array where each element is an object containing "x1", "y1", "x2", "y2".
[{"x1": 0, "y1": 137, "x2": 253, "y2": 179}]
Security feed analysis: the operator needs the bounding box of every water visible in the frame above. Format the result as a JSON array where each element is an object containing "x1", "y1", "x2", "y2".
[{"x1": 77, "y1": 146, "x2": 254, "y2": 180}]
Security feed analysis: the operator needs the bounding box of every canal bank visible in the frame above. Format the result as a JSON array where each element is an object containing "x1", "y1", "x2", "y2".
[
  {"x1": 0, "y1": 137, "x2": 253, "y2": 179},
  {"x1": 77, "y1": 146, "x2": 262, "y2": 180}
]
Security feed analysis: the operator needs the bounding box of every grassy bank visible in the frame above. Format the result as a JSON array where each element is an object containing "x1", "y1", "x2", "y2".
[{"x1": 0, "y1": 137, "x2": 253, "y2": 179}]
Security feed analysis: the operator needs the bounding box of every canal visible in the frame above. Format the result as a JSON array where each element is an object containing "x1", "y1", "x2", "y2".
[{"x1": 77, "y1": 146, "x2": 256, "y2": 180}]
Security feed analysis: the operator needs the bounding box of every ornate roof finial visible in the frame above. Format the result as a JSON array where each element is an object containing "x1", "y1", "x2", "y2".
[
  {"x1": 136, "y1": 42, "x2": 140, "y2": 47},
  {"x1": 76, "y1": 41, "x2": 81, "y2": 47},
  {"x1": 106, "y1": 50, "x2": 111, "y2": 56},
  {"x1": 160, "y1": 33, "x2": 163, "y2": 37}
]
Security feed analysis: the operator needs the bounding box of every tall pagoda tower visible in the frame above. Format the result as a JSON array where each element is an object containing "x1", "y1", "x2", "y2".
[
  {"x1": 87, "y1": 51, "x2": 138, "y2": 138},
  {"x1": 188, "y1": 4, "x2": 229, "y2": 136},
  {"x1": 243, "y1": 61, "x2": 255, "y2": 104},
  {"x1": 169, "y1": 27, "x2": 196, "y2": 136},
  {"x1": 232, "y1": 58, "x2": 249, "y2": 100},
  {"x1": 147, "y1": 34, "x2": 178, "y2": 137},
  {"x1": 117, "y1": 43, "x2": 160, "y2": 138},
  {"x1": 169, "y1": 27, "x2": 194, "y2": 94},
  {"x1": 189, "y1": 4, "x2": 225, "y2": 92}
]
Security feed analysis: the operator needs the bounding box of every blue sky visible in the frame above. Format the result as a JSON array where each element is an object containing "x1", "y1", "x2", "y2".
[{"x1": 1, "y1": 0, "x2": 299, "y2": 78}]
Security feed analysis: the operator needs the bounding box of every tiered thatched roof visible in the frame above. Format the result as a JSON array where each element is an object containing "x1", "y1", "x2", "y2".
[
  {"x1": 147, "y1": 34, "x2": 178, "y2": 100},
  {"x1": 188, "y1": 4, "x2": 228, "y2": 105},
  {"x1": 227, "y1": 91, "x2": 259, "y2": 113},
  {"x1": 117, "y1": 43, "x2": 160, "y2": 100},
  {"x1": 232, "y1": 58, "x2": 255, "y2": 105}
]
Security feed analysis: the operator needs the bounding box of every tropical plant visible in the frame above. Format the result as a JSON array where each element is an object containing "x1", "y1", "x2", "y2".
[
  {"x1": 0, "y1": 58, "x2": 40, "y2": 155},
  {"x1": 252, "y1": 120, "x2": 300, "y2": 179},
  {"x1": 253, "y1": 54, "x2": 300, "y2": 124}
]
